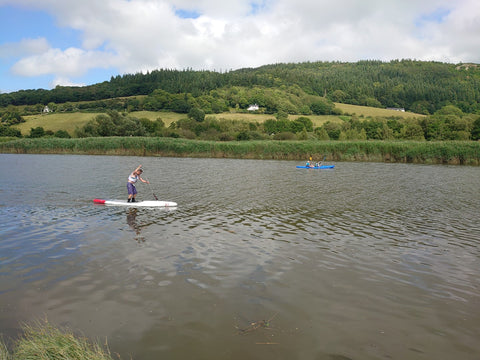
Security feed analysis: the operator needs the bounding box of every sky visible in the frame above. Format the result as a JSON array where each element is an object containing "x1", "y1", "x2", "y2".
[{"x1": 0, "y1": 0, "x2": 479, "y2": 93}]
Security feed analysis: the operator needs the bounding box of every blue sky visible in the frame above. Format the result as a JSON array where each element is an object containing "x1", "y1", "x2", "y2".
[{"x1": 0, "y1": 0, "x2": 479, "y2": 93}]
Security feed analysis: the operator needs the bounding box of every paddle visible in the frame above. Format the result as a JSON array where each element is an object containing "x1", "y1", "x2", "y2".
[
  {"x1": 319, "y1": 155, "x2": 326, "y2": 166},
  {"x1": 143, "y1": 176, "x2": 159, "y2": 200}
]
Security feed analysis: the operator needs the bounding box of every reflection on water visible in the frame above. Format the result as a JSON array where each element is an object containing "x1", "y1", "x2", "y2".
[
  {"x1": 0, "y1": 154, "x2": 480, "y2": 360},
  {"x1": 126, "y1": 208, "x2": 144, "y2": 242}
]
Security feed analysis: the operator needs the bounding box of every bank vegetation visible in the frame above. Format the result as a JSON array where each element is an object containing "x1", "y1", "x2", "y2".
[
  {"x1": 1, "y1": 137, "x2": 479, "y2": 165},
  {"x1": 0, "y1": 320, "x2": 117, "y2": 360}
]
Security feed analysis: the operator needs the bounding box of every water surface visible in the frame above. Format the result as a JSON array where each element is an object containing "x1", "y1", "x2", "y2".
[{"x1": 1, "y1": 154, "x2": 479, "y2": 359}]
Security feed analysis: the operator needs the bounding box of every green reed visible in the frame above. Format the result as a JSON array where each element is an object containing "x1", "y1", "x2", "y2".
[
  {"x1": 1, "y1": 320, "x2": 115, "y2": 360},
  {"x1": 1, "y1": 137, "x2": 479, "y2": 165}
]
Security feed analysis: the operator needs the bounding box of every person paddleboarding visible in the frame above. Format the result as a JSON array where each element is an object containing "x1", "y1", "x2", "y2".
[{"x1": 127, "y1": 165, "x2": 149, "y2": 202}]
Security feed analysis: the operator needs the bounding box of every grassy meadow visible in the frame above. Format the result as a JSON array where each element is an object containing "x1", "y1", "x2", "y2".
[
  {"x1": 13, "y1": 111, "x2": 182, "y2": 136},
  {"x1": 12, "y1": 103, "x2": 425, "y2": 136},
  {"x1": 14, "y1": 112, "x2": 98, "y2": 135},
  {"x1": 334, "y1": 103, "x2": 426, "y2": 119},
  {"x1": 13, "y1": 110, "x2": 340, "y2": 136},
  {"x1": 129, "y1": 110, "x2": 185, "y2": 125}
]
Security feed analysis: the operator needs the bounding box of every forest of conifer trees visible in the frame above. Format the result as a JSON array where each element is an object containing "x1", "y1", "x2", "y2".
[{"x1": 1, "y1": 60, "x2": 479, "y2": 114}]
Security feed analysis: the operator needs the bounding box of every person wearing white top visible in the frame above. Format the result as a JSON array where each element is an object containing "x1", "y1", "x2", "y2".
[{"x1": 127, "y1": 165, "x2": 149, "y2": 202}]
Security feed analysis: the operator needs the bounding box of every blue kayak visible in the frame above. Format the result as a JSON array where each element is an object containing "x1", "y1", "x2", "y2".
[{"x1": 296, "y1": 165, "x2": 335, "y2": 169}]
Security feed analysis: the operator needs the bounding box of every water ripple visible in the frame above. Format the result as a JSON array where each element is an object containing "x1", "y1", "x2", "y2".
[{"x1": 2, "y1": 155, "x2": 480, "y2": 360}]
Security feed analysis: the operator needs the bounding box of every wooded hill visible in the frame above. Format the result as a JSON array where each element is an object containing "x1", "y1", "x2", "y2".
[{"x1": 1, "y1": 60, "x2": 480, "y2": 115}]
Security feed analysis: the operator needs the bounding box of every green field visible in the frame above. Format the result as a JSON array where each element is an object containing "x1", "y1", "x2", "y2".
[
  {"x1": 14, "y1": 112, "x2": 98, "y2": 135},
  {"x1": 13, "y1": 111, "x2": 174, "y2": 136},
  {"x1": 334, "y1": 103, "x2": 425, "y2": 119},
  {"x1": 13, "y1": 111, "x2": 342, "y2": 136},
  {"x1": 12, "y1": 104, "x2": 424, "y2": 136},
  {"x1": 212, "y1": 112, "x2": 343, "y2": 127},
  {"x1": 128, "y1": 110, "x2": 185, "y2": 125}
]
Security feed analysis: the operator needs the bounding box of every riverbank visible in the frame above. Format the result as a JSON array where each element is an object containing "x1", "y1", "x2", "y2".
[
  {"x1": 1, "y1": 137, "x2": 479, "y2": 165},
  {"x1": 0, "y1": 320, "x2": 116, "y2": 360}
]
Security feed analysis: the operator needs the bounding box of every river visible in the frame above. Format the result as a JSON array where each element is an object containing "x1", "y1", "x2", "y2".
[{"x1": 0, "y1": 154, "x2": 479, "y2": 360}]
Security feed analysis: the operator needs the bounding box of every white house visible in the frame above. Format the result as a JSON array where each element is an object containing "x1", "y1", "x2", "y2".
[
  {"x1": 43, "y1": 106, "x2": 51, "y2": 113},
  {"x1": 247, "y1": 104, "x2": 259, "y2": 111}
]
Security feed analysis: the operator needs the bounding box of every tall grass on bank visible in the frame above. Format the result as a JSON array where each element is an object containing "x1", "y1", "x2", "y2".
[
  {"x1": 0, "y1": 320, "x2": 116, "y2": 360},
  {"x1": 1, "y1": 341, "x2": 9, "y2": 360},
  {"x1": 1, "y1": 137, "x2": 479, "y2": 165}
]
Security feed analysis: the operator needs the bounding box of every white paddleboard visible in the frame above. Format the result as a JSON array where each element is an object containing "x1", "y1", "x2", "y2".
[{"x1": 93, "y1": 199, "x2": 177, "y2": 207}]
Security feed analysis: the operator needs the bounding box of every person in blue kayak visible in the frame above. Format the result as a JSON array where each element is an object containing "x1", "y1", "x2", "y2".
[
  {"x1": 127, "y1": 165, "x2": 149, "y2": 202},
  {"x1": 306, "y1": 156, "x2": 315, "y2": 168}
]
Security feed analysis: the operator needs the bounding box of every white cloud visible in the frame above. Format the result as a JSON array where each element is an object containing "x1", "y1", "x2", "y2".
[
  {"x1": 1, "y1": 0, "x2": 479, "y2": 90},
  {"x1": 0, "y1": 37, "x2": 50, "y2": 58},
  {"x1": 51, "y1": 76, "x2": 85, "y2": 88},
  {"x1": 169, "y1": 0, "x2": 263, "y2": 18},
  {"x1": 11, "y1": 47, "x2": 119, "y2": 77},
  {"x1": 426, "y1": 0, "x2": 480, "y2": 63}
]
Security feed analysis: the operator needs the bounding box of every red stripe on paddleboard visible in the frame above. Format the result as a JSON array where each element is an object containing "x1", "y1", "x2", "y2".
[{"x1": 93, "y1": 199, "x2": 106, "y2": 204}]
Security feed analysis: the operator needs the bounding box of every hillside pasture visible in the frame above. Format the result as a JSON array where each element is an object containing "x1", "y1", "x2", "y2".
[
  {"x1": 334, "y1": 103, "x2": 425, "y2": 119},
  {"x1": 13, "y1": 113, "x2": 98, "y2": 136},
  {"x1": 13, "y1": 111, "x2": 186, "y2": 136},
  {"x1": 129, "y1": 111, "x2": 185, "y2": 126},
  {"x1": 131, "y1": 111, "x2": 343, "y2": 127},
  {"x1": 11, "y1": 111, "x2": 344, "y2": 136},
  {"x1": 11, "y1": 103, "x2": 424, "y2": 137},
  {"x1": 213, "y1": 112, "x2": 343, "y2": 127}
]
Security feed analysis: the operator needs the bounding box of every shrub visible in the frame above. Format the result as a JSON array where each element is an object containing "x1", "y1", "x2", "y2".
[
  {"x1": 470, "y1": 117, "x2": 480, "y2": 140},
  {"x1": 0, "y1": 124, "x2": 22, "y2": 137},
  {"x1": 315, "y1": 127, "x2": 330, "y2": 140},
  {"x1": 29, "y1": 126, "x2": 46, "y2": 138},
  {"x1": 310, "y1": 98, "x2": 334, "y2": 115},
  {"x1": 188, "y1": 107, "x2": 206, "y2": 122},
  {"x1": 273, "y1": 131, "x2": 296, "y2": 140},
  {"x1": 236, "y1": 130, "x2": 250, "y2": 141},
  {"x1": 219, "y1": 132, "x2": 235, "y2": 141},
  {"x1": 0, "y1": 110, "x2": 25, "y2": 125}
]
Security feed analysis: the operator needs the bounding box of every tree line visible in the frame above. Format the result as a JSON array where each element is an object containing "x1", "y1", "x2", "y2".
[
  {"x1": 0, "y1": 84, "x2": 339, "y2": 129},
  {"x1": 1, "y1": 60, "x2": 480, "y2": 115},
  {"x1": 4, "y1": 103, "x2": 478, "y2": 142},
  {"x1": 74, "y1": 106, "x2": 480, "y2": 141}
]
